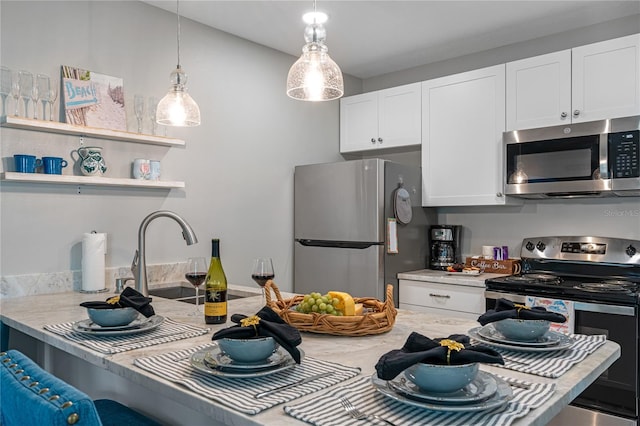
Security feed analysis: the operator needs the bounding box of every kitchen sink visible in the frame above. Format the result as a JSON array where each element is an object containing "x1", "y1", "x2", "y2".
[{"x1": 148, "y1": 285, "x2": 246, "y2": 305}]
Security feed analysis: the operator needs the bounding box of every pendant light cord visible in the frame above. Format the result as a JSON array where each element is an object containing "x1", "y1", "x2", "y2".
[{"x1": 176, "y1": 0, "x2": 181, "y2": 68}]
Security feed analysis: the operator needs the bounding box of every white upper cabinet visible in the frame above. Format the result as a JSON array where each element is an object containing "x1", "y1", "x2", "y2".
[
  {"x1": 572, "y1": 34, "x2": 640, "y2": 123},
  {"x1": 421, "y1": 64, "x2": 507, "y2": 206},
  {"x1": 340, "y1": 83, "x2": 421, "y2": 153},
  {"x1": 506, "y1": 33, "x2": 640, "y2": 130}
]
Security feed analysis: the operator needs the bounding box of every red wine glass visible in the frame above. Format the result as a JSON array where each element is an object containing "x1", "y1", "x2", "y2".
[
  {"x1": 186, "y1": 257, "x2": 207, "y2": 316},
  {"x1": 251, "y1": 258, "x2": 274, "y2": 305}
]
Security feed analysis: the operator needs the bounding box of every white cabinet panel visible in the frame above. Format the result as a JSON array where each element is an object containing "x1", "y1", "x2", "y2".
[
  {"x1": 572, "y1": 33, "x2": 640, "y2": 123},
  {"x1": 421, "y1": 65, "x2": 506, "y2": 206},
  {"x1": 399, "y1": 279, "x2": 485, "y2": 319},
  {"x1": 506, "y1": 34, "x2": 640, "y2": 130},
  {"x1": 340, "y1": 83, "x2": 421, "y2": 153},
  {"x1": 506, "y1": 50, "x2": 571, "y2": 130}
]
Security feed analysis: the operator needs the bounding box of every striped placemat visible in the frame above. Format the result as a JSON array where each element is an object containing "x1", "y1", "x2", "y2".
[
  {"x1": 480, "y1": 334, "x2": 607, "y2": 378},
  {"x1": 44, "y1": 317, "x2": 209, "y2": 354},
  {"x1": 134, "y1": 345, "x2": 362, "y2": 415},
  {"x1": 284, "y1": 373, "x2": 555, "y2": 426}
]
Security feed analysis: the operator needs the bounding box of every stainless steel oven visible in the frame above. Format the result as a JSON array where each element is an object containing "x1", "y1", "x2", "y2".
[{"x1": 484, "y1": 236, "x2": 640, "y2": 425}]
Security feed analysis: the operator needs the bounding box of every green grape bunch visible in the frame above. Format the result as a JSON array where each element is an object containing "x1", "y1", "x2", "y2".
[{"x1": 294, "y1": 292, "x2": 344, "y2": 316}]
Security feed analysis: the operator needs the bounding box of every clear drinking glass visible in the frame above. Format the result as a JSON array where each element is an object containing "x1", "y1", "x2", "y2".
[
  {"x1": 11, "y1": 71, "x2": 20, "y2": 116},
  {"x1": 36, "y1": 74, "x2": 50, "y2": 120},
  {"x1": 251, "y1": 258, "x2": 275, "y2": 306},
  {"x1": 148, "y1": 96, "x2": 158, "y2": 135},
  {"x1": 0, "y1": 66, "x2": 11, "y2": 116},
  {"x1": 48, "y1": 85, "x2": 58, "y2": 121},
  {"x1": 134, "y1": 94, "x2": 144, "y2": 133},
  {"x1": 185, "y1": 257, "x2": 208, "y2": 316},
  {"x1": 18, "y1": 70, "x2": 33, "y2": 118}
]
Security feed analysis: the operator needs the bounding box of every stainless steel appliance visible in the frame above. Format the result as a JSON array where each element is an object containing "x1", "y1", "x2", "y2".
[
  {"x1": 485, "y1": 236, "x2": 640, "y2": 425},
  {"x1": 503, "y1": 115, "x2": 640, "y2": 198},
  {"x1": 294, "y1": 159, "x2": 433, "y2": 304},
  {"x1": 429, "y1": 225, "x2": 462, "y2": 270}
]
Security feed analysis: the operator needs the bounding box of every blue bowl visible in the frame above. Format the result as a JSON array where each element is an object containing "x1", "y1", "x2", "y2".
[
  {"x1": 218, "y1": 337, "x2": 277, "y2": 363},
  {"x1": 405, "y1": 362, "x2": 479, "y2": 393},
  {"x1": 493, "y1": 318, "x2": 551, "y2": 341},
  {"x1": 87, "y1": 307, "x2": 138, "y2": 327}
]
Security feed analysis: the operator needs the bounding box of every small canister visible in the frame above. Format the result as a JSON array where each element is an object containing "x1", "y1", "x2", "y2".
[
  {"x1": 502, "y1": 246, "x2": 509, "y2": 260},
  {"x1": 493, "y1": 246, "x2": 503, "y2": 261}
]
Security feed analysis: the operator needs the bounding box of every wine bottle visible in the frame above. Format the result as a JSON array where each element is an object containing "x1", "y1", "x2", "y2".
[{"x1": 204, "y1": 239, "x2": 227, "y2": 324}]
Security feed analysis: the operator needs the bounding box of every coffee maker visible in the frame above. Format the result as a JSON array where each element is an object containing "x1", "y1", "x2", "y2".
[{"x1": 429, "y1": 225, "x2": 462, "y2": 270}]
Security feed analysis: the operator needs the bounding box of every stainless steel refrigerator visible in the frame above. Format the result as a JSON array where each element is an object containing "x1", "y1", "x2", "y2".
[{"x1": 294, "y1": 158, "x2": 433, "y2": 305}]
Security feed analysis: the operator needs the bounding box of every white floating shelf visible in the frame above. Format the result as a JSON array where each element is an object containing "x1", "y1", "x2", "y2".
[
  {"x1": 0, "y1": 116, "x2": 185, "y2": 147},
  {"x1": 1, "y1": 172, "x2": 185, "y2": 189}
]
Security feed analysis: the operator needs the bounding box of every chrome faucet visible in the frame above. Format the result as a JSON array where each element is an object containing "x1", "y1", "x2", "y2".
[{"x1": 131, "y1": 210, "x2": 198, "y2": 296}]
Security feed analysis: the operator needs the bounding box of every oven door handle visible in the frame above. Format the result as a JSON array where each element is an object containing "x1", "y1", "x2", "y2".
[
  {"x1": 485, "y1": 291, "x2": 636, "y2": 316},
  {"x1": 574, "y1": 302, "x2": 636, "y2": 316}
]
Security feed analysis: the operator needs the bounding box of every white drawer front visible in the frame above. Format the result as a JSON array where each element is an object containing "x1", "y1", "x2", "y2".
[{"x1": 399, "y1": 279, "x2": 485, "y2": 315}]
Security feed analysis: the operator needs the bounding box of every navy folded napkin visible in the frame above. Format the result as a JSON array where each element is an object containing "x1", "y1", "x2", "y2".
[
  {"x1": 375, "y1": 332, "x2": 504, "y2": 381},
  {"x1": 80, "y1": 287, "x2": 155, "y2": 318},
  {"x1": 477, "y1": 298, "x2": 567, "y2": 326},
  {"x1": 212, "y1": 306, "x2": 303, "y2": 363}
]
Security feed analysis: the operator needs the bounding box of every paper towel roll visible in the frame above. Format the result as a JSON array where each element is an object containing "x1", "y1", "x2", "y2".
[{"x1": 82, "y1": 232, "x2": 107, "y2": 292}]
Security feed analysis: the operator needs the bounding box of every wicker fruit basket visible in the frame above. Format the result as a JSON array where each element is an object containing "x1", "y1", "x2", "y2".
[{"x1": 264, "y1": 280, "x2": 397, "y2": 336}]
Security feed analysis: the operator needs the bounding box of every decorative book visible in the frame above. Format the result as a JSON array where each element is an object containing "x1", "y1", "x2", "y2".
[{"x1": 61, "y1": 65, "x2": 126, "y2": 131}]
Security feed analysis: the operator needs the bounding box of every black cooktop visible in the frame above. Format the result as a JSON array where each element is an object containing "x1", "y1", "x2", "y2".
[{"x1": 485, "y1": 274, "x2": 640, "y2": 305}]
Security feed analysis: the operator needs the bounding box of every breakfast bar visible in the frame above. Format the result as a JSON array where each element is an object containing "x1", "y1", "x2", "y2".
[{"x1": 0, "y1": 290, "x2": 620, "y2": 426}]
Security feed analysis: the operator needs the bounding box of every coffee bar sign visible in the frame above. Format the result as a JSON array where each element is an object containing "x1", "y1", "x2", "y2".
[{"x1": 465, "y1": 258, "x2": 521, "y2": 274}]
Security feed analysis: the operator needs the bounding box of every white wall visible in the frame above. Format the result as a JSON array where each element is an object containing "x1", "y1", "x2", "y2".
[{"x1": 0, "y1": 1, "x2": 360, "y2": 292}]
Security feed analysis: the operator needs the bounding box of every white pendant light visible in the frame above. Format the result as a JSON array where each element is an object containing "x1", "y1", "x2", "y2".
[
  {"x1": 156, "y1": 0, "x2": 201, "y2": 127},
  {"x1": 286, "y1": 2, "x2": 344, "y2": 102}
]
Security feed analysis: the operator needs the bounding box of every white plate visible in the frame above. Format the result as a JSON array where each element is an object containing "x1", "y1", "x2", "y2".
[
  {"x1": 477, "y1": 324, "x2": 561, "y2": 347},
  {"x1": 205, "y1": 343, "x2": 288, "y2": 370},
  {"x1": 469, "y1": 326, "x2": 574, "y2": 352},
  {"x1": 190, "y1": 346, "x2": 303, "y2": 378},
  {"x1": 71, "y1": 315, "x2": 164, "y2": 336},
  {"x1": 388, "y1": 370, "x2": 498, "y2": 405},
  {"x1": 73, "y1": 315, "x2": 150, "y2": 332},
  {"x1": 371, "y1": 372, "x2": 512, "y2": 412}
]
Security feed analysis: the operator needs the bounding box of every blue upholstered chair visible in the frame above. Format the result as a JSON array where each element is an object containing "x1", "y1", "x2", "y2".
[{"x1": 0, "y1": 350, "x2": 161, "y2": 426}]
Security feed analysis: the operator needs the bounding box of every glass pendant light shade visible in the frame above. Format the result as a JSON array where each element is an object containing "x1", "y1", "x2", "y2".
[
  {"x1": 286, "y1": 10, "x2": 343, "y2": 101},
  {"x1": 156, "y1": 66, "x2": 200, "y2": 127}
]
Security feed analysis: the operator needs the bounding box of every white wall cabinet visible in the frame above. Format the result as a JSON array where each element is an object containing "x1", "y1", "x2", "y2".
[
  {"x1": 421, "y1": 64, "x2": 507, "y2": 206},
  {"x1": 399, "y1": 279, "x2": 485, "y2": 320},
  {"x1": 340, "y1": 82, "x2": 421, "y2": 153},
  {"x1": 506, "y1": 33, "x2": 640, "y2": 130},
  {"x1": 0, "y1": 116, "x2": 185, "y2": 189}
]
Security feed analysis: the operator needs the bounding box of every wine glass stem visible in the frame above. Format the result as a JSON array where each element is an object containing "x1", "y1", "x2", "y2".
[
  {"x1": 261, "y1": 288, "x2": 266, "y2": 306},
  {"x1": 137, "y1": 117, "x2": 142, "y2": 133},
  {"x1": 195, "y1": 286, "x2": 200, "y2": 314}
]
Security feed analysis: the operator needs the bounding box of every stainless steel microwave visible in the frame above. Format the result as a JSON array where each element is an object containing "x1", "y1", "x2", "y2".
[{"x1": 503, "y1": 116, "x2": 640, "y2": 198}]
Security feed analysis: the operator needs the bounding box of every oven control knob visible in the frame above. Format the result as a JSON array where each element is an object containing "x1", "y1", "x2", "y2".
[
  {"x1": 626, "y1": 245, "x2": 637, "y2": 257},
  {"x1": 536, "y1": 241, "x2": 546, "y2": 252},
  {"x1": 525, "y1": 241, "x2": 535, "y2": 252}
]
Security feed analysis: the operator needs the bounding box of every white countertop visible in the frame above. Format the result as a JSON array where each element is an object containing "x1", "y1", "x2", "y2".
[
  {"x1": 398, "y1": 268, "x2": 510, "y2": 288},
  {"x1": 0, "y1": 290, "x2": 619, "y2": 426}
]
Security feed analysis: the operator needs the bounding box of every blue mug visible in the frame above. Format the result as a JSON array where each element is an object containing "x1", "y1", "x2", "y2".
[
  {"x1": 42, "y1": 156, "x2": 68, "y2": 175},
  {"x1": 14, "y1": 154, "x2": 42, "y2": 173}
]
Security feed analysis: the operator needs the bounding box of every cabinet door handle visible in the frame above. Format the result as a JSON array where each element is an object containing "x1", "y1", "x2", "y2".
[
  {"x1": 429, "y1": 293, "x2": 450, "y2": 299},
  {"x1": 371, "y1": 138, "x2": 376, "y2": 144},
  {"x1": 378, "y1": 137, "x2": 383, "y2": 143},
  {"x1": 573, "y1": 109, "x2": 580, "y2": 117},
  {"x1": 560, "y1": 112, "x2": 567, "y2": 119}
]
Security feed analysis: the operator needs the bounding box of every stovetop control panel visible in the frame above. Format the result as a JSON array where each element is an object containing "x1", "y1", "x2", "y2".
[
  {"x1": 561, "y1": 242, "x2": 607, "y2": 255},
  {"x1": 521, "y1": 236, "x2": 640, "y2": 265}
]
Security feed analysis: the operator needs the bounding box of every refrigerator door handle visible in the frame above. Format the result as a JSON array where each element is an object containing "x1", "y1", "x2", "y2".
[{"x1": 296, "y1": 239, "x2": 382, "y2": 249}]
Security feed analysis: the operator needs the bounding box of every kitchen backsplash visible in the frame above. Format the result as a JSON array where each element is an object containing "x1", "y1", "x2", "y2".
[{"x1": 0, "y1": 263, "x2": 187, "y2": 299}]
